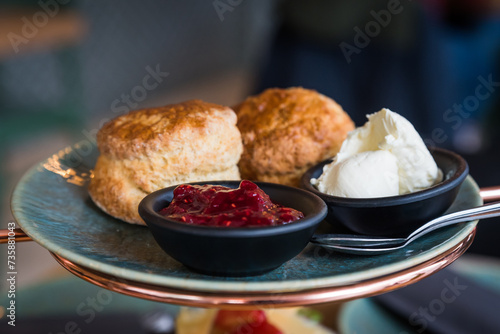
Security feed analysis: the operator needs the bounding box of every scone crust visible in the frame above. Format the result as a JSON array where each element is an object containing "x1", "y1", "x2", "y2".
[
  {"x1": 235, "y1": 87, "x2": 354, "y2": 186},
  {"x1": 89, "y1": 100, "x2": 243, "y2": 225},
  {"x1": 98, "y1": 100, "x2": 238, "y2": 160}
]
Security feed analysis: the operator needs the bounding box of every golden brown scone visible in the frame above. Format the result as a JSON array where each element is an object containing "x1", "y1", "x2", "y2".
[
  {"x1": 88, "y1": 100, "x2": 243, "y2": 225},
  {"x1": 235, "y1": 87, "x2": 354, "y2": 186}
]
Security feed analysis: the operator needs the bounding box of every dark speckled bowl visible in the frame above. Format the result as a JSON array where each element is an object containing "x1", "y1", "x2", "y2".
[
  {"x1": 139, "y1": 181, "x2": 327, "y2": 277},
  {"x1": 300, "y1": 147, "x2": 469, "y2": 237}
]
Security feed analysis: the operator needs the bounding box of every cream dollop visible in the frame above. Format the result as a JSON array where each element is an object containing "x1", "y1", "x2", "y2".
[{"x1": 313, "y1": 108, "x2": 442, "y2": 198}]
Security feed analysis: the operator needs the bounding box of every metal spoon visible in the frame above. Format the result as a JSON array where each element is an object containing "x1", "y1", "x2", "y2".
[{"x1": 310, "y1": 201, "x2": 500, "y2": 255}]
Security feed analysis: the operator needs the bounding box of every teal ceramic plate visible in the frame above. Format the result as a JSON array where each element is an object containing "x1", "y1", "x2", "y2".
[
  {"x1": 11, "y1": 142, "x2": 481, "y2": 293},
  {"x1": 338, "y1": 255, "x2": 500, "y2": 334}
]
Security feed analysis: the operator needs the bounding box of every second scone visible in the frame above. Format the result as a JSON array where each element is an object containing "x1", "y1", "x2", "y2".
[
  {"x1": 88, "y1": 100, "x2": 243, "y2": 225},
  {"x1": 234, "y1": 87, "x2": 354, "y2": 186}
]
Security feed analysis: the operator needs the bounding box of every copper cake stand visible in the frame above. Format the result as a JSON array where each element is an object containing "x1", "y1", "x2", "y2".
[
  {"x1": 2, "y1": 185, "x2": 497, "y2": 309},
  {"x1": 46, "y1": 230, "x2": 474, "y2": 309}
]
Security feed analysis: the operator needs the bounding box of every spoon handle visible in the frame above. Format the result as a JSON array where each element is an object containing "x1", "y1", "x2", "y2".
[
  {"x1": 406, "y1": 208, "x2": 500, "y2": 244},
  {"x1": 408, "y1": 201, "x2": 500, "y2": 239}
]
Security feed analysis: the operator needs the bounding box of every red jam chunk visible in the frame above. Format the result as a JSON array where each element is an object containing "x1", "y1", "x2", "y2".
[
  {"x1": 211, "y1": 310, "x2": 282, "y2": 334},
  {"x1": 159, "y1": 180, "x2": 304, "y2": 227}
]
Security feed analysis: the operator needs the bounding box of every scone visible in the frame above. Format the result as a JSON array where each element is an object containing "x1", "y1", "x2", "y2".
[
  {"x1": 234, "y1": 87, "x2": 355, "y2": 186},
  {"x1": 88, "y1": 100, "x2": 243, "y2": 225}
]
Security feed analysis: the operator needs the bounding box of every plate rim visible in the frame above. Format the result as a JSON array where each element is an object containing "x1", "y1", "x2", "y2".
[{"x1": 48, "y1": 234, "x2": 474, "y2": 308}]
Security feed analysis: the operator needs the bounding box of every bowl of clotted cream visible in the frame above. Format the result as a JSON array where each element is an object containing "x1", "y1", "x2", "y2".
[{"x1": 300, "y1": 108, "x2": 469, "y2": 237}]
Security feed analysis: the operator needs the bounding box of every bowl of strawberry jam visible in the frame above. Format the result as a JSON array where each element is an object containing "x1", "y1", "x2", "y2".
[{"x1": 139, "y1": 180, "x2": 327, "y2": 276}]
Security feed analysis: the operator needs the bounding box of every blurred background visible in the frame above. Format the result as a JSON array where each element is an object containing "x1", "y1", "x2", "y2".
[{"x1": 1, "y1": 0, "x2": 500, "y2": 332}]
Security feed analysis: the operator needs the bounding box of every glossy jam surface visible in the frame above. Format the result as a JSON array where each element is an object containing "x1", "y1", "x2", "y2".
[{"x1": 159, "y1": 180, "x2": 304, "y2": 227}]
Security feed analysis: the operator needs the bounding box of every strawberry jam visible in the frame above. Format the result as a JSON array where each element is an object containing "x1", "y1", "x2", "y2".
[{"x1": 159, "y1": 180, "x2": 304, "y2": 227}]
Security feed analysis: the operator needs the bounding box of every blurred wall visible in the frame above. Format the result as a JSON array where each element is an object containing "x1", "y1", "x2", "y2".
[{"x1": 77, "y1": 0, "x2": 276, "y2": 116}]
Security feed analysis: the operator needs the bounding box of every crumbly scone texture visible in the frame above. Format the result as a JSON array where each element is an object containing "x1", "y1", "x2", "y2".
[
  {"x1": 235, "y1": 87, "x2": 355, "y2": 187},
  {"x1": 88, "y1": 100, "x2": 243, "y2": 225}
]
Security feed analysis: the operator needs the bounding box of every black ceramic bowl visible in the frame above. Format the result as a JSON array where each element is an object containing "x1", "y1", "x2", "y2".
[
  {"x1": 139, "y1": 181, "x2": 327, "y2": 277},
  {"x1": 300, "y1": 147, "x2": 468, "y2": 237}
]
